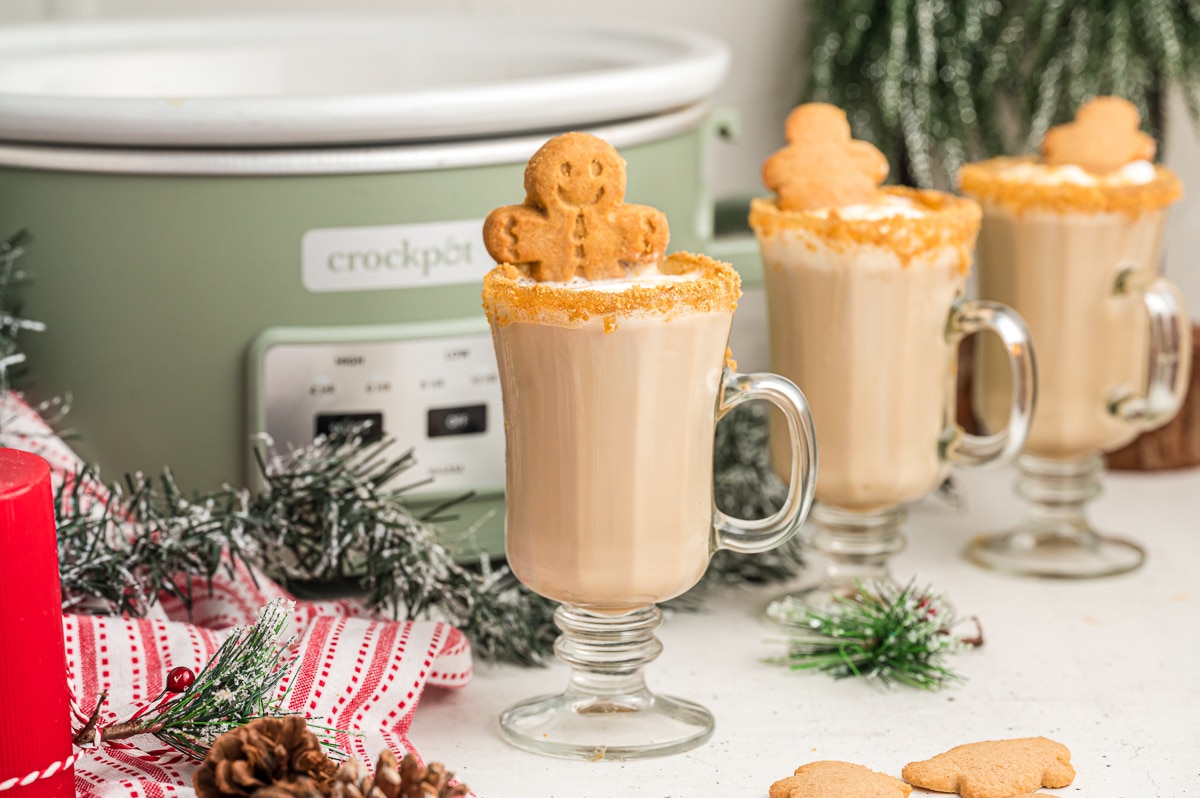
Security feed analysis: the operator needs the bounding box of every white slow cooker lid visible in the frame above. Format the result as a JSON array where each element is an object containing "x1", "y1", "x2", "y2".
[{"x1": 0, "y1": 14, "x2": 730, "y2": 148}]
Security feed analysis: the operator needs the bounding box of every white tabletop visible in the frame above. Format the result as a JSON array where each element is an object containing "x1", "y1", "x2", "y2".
[{"x1": 410, "y1": 464, "x2": 1200, "y2": 797}]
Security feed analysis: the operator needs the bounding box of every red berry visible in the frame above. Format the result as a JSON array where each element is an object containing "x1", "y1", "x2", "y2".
[{"x1": 166, "y1": 666, "x2": 195, "y2": 693}]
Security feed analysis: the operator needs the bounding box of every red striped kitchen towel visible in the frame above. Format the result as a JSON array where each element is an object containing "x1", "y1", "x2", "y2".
[{"x1": 1, "y1": 392, "x2": 474, "y2": 798}]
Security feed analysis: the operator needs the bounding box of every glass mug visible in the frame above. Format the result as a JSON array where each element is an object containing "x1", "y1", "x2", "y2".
[
  {"x1": 964, "y1": 162, "x2": 1191, "y2": 578},
  {"x1": 483, "y1": 253, "x2": 817, "y2": 761},
  {"x1": 750, "y1": 188, "x2": 1035, "y2": 606}
]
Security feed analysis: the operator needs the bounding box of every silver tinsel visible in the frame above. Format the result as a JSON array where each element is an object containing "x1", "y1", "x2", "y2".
[{"x1": 806, "y1": 0, "x2": 1200, "y2": 188}]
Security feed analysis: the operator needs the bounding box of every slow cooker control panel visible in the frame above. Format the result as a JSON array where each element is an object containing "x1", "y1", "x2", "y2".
[{"x1": 250, "y1": 319, "x2": 504, "y2": 496}]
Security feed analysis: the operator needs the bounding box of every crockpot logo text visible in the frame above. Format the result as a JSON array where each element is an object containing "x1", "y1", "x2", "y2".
[
  {"x1": 302, "y1": 219, "x2": 489, "y2": 293},
  {"x1": 326, "y1": 236, "x2": 474, "y2": 277}
]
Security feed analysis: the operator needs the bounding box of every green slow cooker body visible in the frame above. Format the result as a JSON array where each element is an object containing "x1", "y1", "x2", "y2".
[{"x1": 0, "y1": 128, "x2": 712, "y2": 556}]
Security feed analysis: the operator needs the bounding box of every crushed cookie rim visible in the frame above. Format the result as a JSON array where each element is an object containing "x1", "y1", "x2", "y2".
[
  {"x1": 748, "y1": 186, "x2": 982, "y2": 272},
  {"x1": 482, "y1": 251, "x2": 741, "y2": 328},
  {"x1": 959, "y1": 156, "x2": 1183, "y2": 216}
]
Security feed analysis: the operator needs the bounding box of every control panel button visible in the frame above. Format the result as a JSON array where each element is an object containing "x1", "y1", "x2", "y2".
[
  {"x1": 427, "y1": 404, "x2": 487, "y2": 438},
  {"x1": 315, "y1": 411, "x2": 384, "y2": 443},
  {"x1": 258, "y1": 327, "x2": 505, "y2": 494}
]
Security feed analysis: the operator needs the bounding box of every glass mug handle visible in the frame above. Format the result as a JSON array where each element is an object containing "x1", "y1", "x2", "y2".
[
  {"x1": 946, "y1": 299, "x2": 1037, "y2": 467},
  {"x1": 1109, "y1": 264, "x2": 1193, "y2": 429},
  {"x1": 712, "y1": 370, "x2": 817, "y2": 554}
]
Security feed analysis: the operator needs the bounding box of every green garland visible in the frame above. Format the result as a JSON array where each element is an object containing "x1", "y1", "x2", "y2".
[
  {"x1": 55, "y1": 466, "x2": 239, "y2": 617},
  {"x1": 52, "y1": 436, "x2": 560, "y2": 667},
  {"x1": 805, "y1": 0, "x2": 1200, "y2": 188}
]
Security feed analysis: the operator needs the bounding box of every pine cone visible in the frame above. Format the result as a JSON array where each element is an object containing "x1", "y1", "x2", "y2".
[
  {"x1": 195, "y1": 716, "x2": 338, "y2": 798},
  {"x1": 333, "y1": 751, "x2": 468, "y2": 798}
]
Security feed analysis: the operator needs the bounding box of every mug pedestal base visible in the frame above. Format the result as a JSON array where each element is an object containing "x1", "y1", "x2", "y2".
[
  {"x1": 966, "y1": 527, "x2": 1145, "y2": 579},
  {"x1": 965, "y1": 453, "x2": 1146, "y2": 578},
  {"x1": 499, "y1": 689, "x2": 714, "y2": 761},
  {"x1": 498, "y1": 604, "x2": 714, "y2": 760}
]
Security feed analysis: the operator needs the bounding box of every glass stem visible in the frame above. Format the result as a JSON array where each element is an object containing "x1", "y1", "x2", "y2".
[
  {"x1": 1015, "y1": 453, "x2": 1104, "y2": 543},
  {"x1": 810, "y1": 503, "x2": 907, "y2": 591},
  {"x1": 555, "y1": 605, "x2": 662, "y2": 700}
]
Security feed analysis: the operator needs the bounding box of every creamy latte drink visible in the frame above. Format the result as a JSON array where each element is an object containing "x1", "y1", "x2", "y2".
[
  {"x1": 961, "y1": 157, "x2": 1184, "y2": 456},
  {"x1": 753, "y1": 103, "x2": 1031, "y2": 603},
  {"x1": 752, "y1": 188, "x2": 981, "y2": 511},
  {"x1": 959, "y1": 96, "x2": 1190, "y2": 579},
  {"x1": 484, "y1": 131, "x2": 815, "y2": 760},
  {"x1": 484, "y1": 254, "x2": 741, "y2": 611}
]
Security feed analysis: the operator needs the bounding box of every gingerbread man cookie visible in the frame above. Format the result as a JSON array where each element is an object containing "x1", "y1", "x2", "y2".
[
  {"x1": 1042, "y1": 96, "x2": 1155, "y2": 174},
  {"x1": 770, "y1": 761, "x2": 912, "y2": 798},
  {"x1": 763, "y1": 103, "x2": 890, "y2": 212},
  {"x1": 901, "y1": 737, "x2": 1075, "y2": 798},
  {"x1": 482, "y1": 132, "x2": 669, "y2": 283}
]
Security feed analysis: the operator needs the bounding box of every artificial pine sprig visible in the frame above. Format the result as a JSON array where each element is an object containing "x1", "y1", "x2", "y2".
[
  {"x1": 767, "y1": 580, "x2": 982, "y2": 690},
  {"x1": 73, "y1": 598, "x2": 336, "y2": 760}
]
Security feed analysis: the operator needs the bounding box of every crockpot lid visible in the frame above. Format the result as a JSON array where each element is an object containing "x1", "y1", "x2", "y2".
[{"x1": 0, "y1": 14, "x2": 730, "y2": 148}]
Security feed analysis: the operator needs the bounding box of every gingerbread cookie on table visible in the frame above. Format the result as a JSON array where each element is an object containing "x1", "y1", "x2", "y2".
[
  {"x1": 482, "y1": 131, "x2": 669, "y2": 283},
  {"x1": 901, "y1": 737, "x2": 1075, "y2": 798},
  {"x1": 769, "y1": 760, "x2": 912, "y2": 798},
  {"x1": 1041, "y1": 96, "x2": 1156, "y2": 175},
  {"x1": 762, "y1": 103, "x2": 890, "y2": 212}
]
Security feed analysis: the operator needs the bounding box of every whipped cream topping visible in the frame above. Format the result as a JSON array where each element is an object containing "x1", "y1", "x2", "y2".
[
  {"x1": 515, "y1": 263, "x2": 701, "y2": 293},
  {"x1": 811, "y1": 195, "x2": 928, "y2": 220},
  {"x1": 994, "y1": 159, "x2": 1157, "y2": 187}
]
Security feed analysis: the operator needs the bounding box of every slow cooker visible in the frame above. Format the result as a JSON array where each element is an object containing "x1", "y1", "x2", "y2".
[{"x1": 0, "y1": 14, "x2": 732, "y2": 556}]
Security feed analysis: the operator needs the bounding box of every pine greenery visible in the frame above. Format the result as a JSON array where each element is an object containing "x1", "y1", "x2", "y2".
[
  {"x1": 767, "y1": 580, "x2": 982, "y2": 689},
  {"x1": 805, "y1": 0, "x2": 1200, "y2": 188},
  {"x1": 73, "y1": 598, "x2": 337, "y2": 761},
  {"x1": 54, "y1": 467, "x2": 241, "y2": 617},
  {"x1": 52, "y1": 435, "x2": 560, "y2": 667}
]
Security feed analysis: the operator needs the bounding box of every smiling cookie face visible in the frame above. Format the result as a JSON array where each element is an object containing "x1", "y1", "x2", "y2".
[{"x1": 527, "y1": 132, "x2": 626, "y2": 209}]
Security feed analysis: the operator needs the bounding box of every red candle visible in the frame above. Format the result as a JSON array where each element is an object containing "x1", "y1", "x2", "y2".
[{"x1": 0, "y1": 449, "x2": 74, "y2": 798}]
